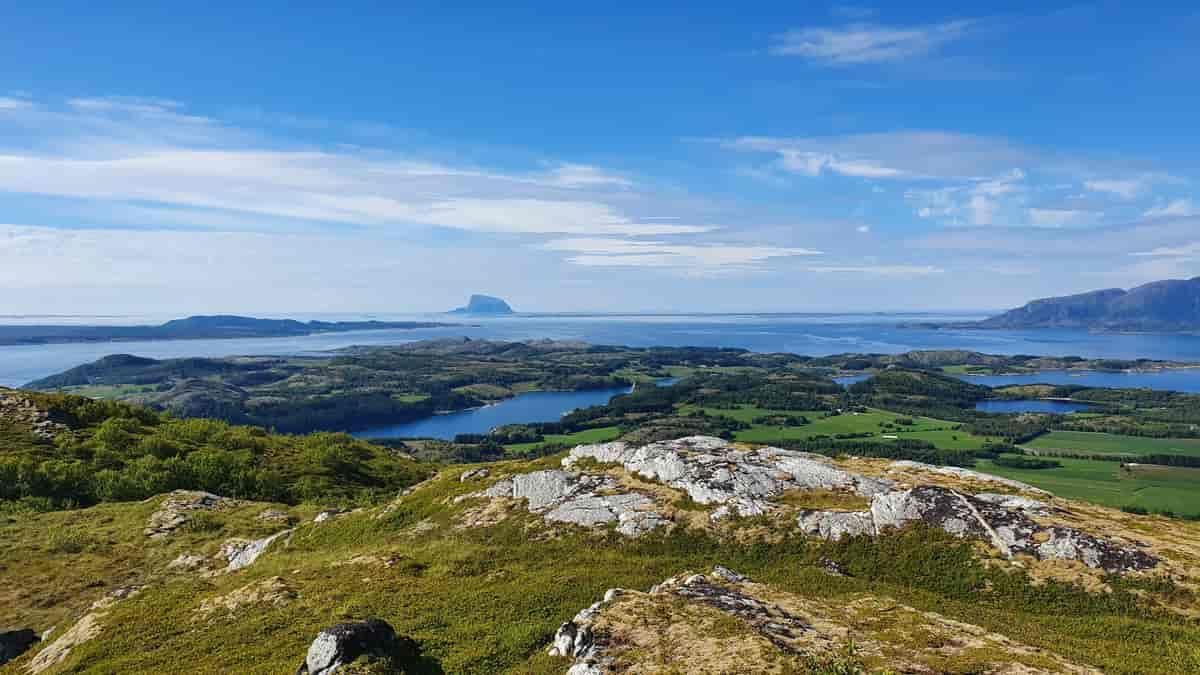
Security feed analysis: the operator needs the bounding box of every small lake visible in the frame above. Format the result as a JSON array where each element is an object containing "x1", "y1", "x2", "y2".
[
  {"x1": 975, "y1": 400, "x2": 1094, "y2": 414},
  {"x1": 833, "y1": 374, "x2": 871, "y2": 386},
  {"x1": 353, "y1": 378, "x2": 678, "y2": 440}
]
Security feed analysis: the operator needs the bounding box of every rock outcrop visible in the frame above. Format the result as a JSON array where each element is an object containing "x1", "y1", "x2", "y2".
[
  {"x1": 145, "y1": 490, "x2": 236, "y2": 538},
  {"x1": 26, "y1": 587, "x2": 141, "y2": 674},
  {"x1": 219, "y1": 529, "x2": 292, "y2": 571},
  {"x1": 294, "y1": 619, "x2": 416, "y2": 675},
  {"x1": 550, "y1": 566, "x2": 1100, "y2": 674},
  {"x1": 467, "y1": 437, "x2": 1159, "y2": 575},
  {"x1": 565, "y1": 436, "x2": 894, "y2": 519},
  {"x1": 481, "y1": 470, "x2": 669, "y2": 536},
  {"x1": 0, "y1": 629, "x2": 39, "y2": 667},
  {"x1": 0, "y1": 389, "x2": 68, "y2": 440},
  {"x1": 797, "y1": 485, "x2": 1157, "y2": 573}
]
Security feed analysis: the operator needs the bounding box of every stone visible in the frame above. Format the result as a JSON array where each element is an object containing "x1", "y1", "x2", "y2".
[
  {"x1": 257, "y1": 509, "x2": 293, "y2": 523},
  {"x1": 295, "y1": 619, "x2": 415, "y2": 675},
  {"x1": 890, "y1": 460, "x2": 1049, "y2": 495},
  {"x1": 0, "y1": 629, "x2": 38, "y2": 667},
  {"x1": 798, "y1": 485, "x2": 1157, "y2": 573},
  {"x1": 145, "y1": 490, "x2": 235, "y2": 538},
  {"x1": 220, "y1": 530, "x2": 292, "y2": 571},
  {"x1": 313, "y1": 509, "x2": 348, "y2": 523},
  {"x1": 459, "y1": 467, "x2": 490, "y2": 482},
  {"x1": 479, "y1": 470, "x2": 668, "y2": 537},
  {"x1": 567, "y1": 436, "x2": 894, "y2": 518},
  {"x1": 796, "y1": 510, "x2": 876, "y2": 540},
  {"x1": 167, "y1": 553, "x2": 208, "y2": 570},
  {"x1": 26, "y1": 587, "x2": 142, "y2": 674}
]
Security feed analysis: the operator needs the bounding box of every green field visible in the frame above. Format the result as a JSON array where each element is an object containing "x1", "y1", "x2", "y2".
[
  {"x1": 680, "y1": 405, "x2": 996, "y2": 449},
  {"x1": 976, "y1": 456, "x2": 1200, "y2": 516},
  {"x1": 505, "y1": 425, "x2": 622, "y2": 453},
  {"x1": 63, "y1": 383, "x2": 158, "y2": 398},
  {"x1": 1025, "y1": 431, "x2": 1200, "y2": 458}
]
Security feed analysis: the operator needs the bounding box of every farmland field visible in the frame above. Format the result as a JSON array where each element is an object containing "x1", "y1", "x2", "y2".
[
  {"x1": 680, "y1": 405, "x2": 997, "y2": 448},
  {"x1": 1025, "y1": 431, "x2": 1200, "y2": 458},
  {"x1": 976, "y1": 456, "x2": 1200, "y2": 517}
]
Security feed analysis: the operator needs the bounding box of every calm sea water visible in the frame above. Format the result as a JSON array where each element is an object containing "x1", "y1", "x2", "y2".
[
  {"x1": 4, "y1": 312, "x2": 1200, "y2": 389},
  {"x1": 974, "y1": 400, "x2": 1094, "y2": 414},
  {"x1": 954, "y1": 370, "x2": 1200, "y2": 393}
]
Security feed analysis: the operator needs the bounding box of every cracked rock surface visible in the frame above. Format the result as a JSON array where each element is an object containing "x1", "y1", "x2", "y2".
[
  {"x1": 549, "y1": 566, "x2": 1100, "y2": 674},
  {"x1": 798, "y1": 485, "x2": 1157, "y2": 573},
  {"x1": 482, "y1": 470, "x2": 668, "y2": 536},
  {"x1": 565, "y1": 436, "x2": 894, "y2": 518}
]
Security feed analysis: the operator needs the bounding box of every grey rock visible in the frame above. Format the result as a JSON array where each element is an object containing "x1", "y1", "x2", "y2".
[
  {"x1": 221, "y1": 530, "x2": 292, "y2": 571},
  {"x1": 800, "y1": 485, "x2": 1157, "y2": 573},
  {"x1": 481, "y1": 470, "x2": 668, "y2": 537},
  {"x1": 145, "y1": 490, "x2": 234, "y2": 538},
  {"x1": 459, "y1": 467, "x2": 490, "y2": 482},
  {"x1": 295, "y1": 619, "x2": 414, "y2": 675},
  {"x1": 567, "y1": 436, "x2": 894, "y2": 519},
  {"x1": 797, "y1": 510, "x2": 876, "y2": 540},
  {"x1": 313, "y1": 508, "x2": 349, "y2": 523},
  {"x1": 167, "y1": 553, "x2": 208, "y2": 570},
  {"x1": 711, "y1": 565, "x2": 747, "y2": 583}
]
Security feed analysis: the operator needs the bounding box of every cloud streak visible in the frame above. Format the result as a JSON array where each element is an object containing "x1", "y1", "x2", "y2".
[{"x1": 770, "y1": 19, "x2": 974, "y2": 65}]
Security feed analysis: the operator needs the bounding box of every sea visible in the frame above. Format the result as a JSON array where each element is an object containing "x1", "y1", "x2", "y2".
[{"x1": 4, "y1": 311, "x2": 1200, "y2": 390}]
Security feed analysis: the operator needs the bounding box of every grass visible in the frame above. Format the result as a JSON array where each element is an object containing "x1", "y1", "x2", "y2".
[
  {"x1": 505, "y1": 426, "x2": 623, "y2": 453},
  {"x1": 976, "y1": 456, "x2": 1200, "y2": 517},
  {"x1": 62, "y1": 383, "x2": 158, "y2": 398},
  {"x1": 1025, "y1": 431, "x2": 1200, "y2": 458},
  {"x1": 682, "y1": 405, "x2": 996, "y2": 449},
  {"x1": 8, "y1": 464, "x2": 1198, "y2": 674}
]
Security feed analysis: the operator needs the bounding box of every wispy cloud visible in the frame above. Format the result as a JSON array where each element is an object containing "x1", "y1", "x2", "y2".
[
  {"x1": 770, "y1": 19, "x2": 974, "y2": 65},
  {"x1": 1132, "y1": 241, "x2": 1200, "y2": 257},
  {"x1": 1144, "y1": 198, "x2": 1198, "y2": 218},
  {"x1": 541, "y1": 237, "x2": 821, "y2": 274},
  {"x1": 801, "y1": 264, "x2": 943, "y2": 278},
  {"x1": 1084, "y1": 178, "x2": 1146, "y2": 200},
  {"x1": 723, "y1": 131, "x2": 1029, "y2": 182},
  {"x1": 0, "y1": 98, "x2": 702, "y2": 237},
  {"x1": 1027, "y1": 207, "x2": 1092, "y2": 227}
]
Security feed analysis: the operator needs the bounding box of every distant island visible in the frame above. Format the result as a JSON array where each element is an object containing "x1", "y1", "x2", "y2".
[
  {"x1": 974, "y1": 277, "x2": 1200, "y2": 331},
  {"x1": 448, "y1": 294, "x2": 514, "y2": 315},
  {"x1": 0, "y1": 314, "x2": 457, "y2": 346}
]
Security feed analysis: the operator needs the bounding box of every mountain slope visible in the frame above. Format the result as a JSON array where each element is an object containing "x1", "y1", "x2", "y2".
[{"x1": 978, "y1": 277, "x2": 1200, "y2": 330}]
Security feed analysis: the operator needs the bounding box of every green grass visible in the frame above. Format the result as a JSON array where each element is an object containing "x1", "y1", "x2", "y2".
[
  {"x1": 976, "y1": 456, "x2": 1200, "y2": 516},
  {"x1": 7, "y1": 465, "x2": 1199, "y2": 675},
  {"x1": 505, "y1": 426, "x2": 622, "y2": 453},
  {"x1": 1025, "y1": 431, "x2": 1200, "y2": 458},
  {"x1": 682, "y1": 405, "x2": 996, "y2": 449},
  {"x1": 62, "y1": 383, "x2": 158, "y2": 398}
]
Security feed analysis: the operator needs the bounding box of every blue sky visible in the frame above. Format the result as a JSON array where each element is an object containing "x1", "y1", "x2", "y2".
[{"x1": 1, "y1": 2, "x2": 1198, "y2": 313}]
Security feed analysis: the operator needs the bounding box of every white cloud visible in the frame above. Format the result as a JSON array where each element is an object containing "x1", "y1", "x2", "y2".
[
  {"x1": 0, "y1": 97, "x2": 32, "y2": 111},
  {"x1": 541, "y1": 237, "x2": 821, "y2": 273},
  {"x1": 1084, "y1": 178, "x2": 1146, "y2": 200},
  {"x1": 0, "y1": 100, "x2": 705, "y2": 237},
  {"x1": 856, "y1": 225, "x2": 871, "y2": 233},
  {"x1": 904, "y1": 168, "x2": 1026, "y2": 226},
  {"x1": 1144, "y1": 198, "x2": 1198, "y2": 218},
  {"x1": 724, "y1": 131, "x2": 1029, "y2": 182},
  {"x1": 1027, "y1": 207, "x2": 1091, "y2": 227},
  {"x1": 1132, "y1": 241, "x2": 1200, "y2": 257},
  {"x1": 770, "y1": 19, "x2": 973, "y2": 65}
]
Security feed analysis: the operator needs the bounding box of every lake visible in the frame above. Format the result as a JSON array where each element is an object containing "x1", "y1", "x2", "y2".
[
  {"x1": 974, "y1": 400, "x2": 1094, "y2": 414},
  {"x1": 5, "y1": 312, "x2": 1200, "y2": 389}
]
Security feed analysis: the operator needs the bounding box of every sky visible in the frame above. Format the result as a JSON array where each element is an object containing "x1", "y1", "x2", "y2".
[{"x1": 1, "y1": 2, "x2": 1198, "y2": 314}]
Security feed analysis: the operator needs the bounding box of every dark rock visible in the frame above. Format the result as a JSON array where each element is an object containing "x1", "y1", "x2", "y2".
[
  {"x1": 295, "y1": 619, "x2": 417, "y2": 675},
  {"x1": 0, "y1": 628, "x2": 39, "y2": 666}
]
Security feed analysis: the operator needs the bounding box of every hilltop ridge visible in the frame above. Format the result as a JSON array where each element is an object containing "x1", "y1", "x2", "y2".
[{"x1": 978, "y1": 277, "x2": 1200, "y2": 331}]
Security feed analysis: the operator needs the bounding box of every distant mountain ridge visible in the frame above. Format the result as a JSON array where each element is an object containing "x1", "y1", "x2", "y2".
[
  {"x1": 0, "y1": 314, "x2": 455, "y2": 346},
  {"x1": 449, "y1": 294, "x2": 514, "y2": 315},
  {"x1": 978, "y1": 277, "x2": 1200, "y2": 331}
]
